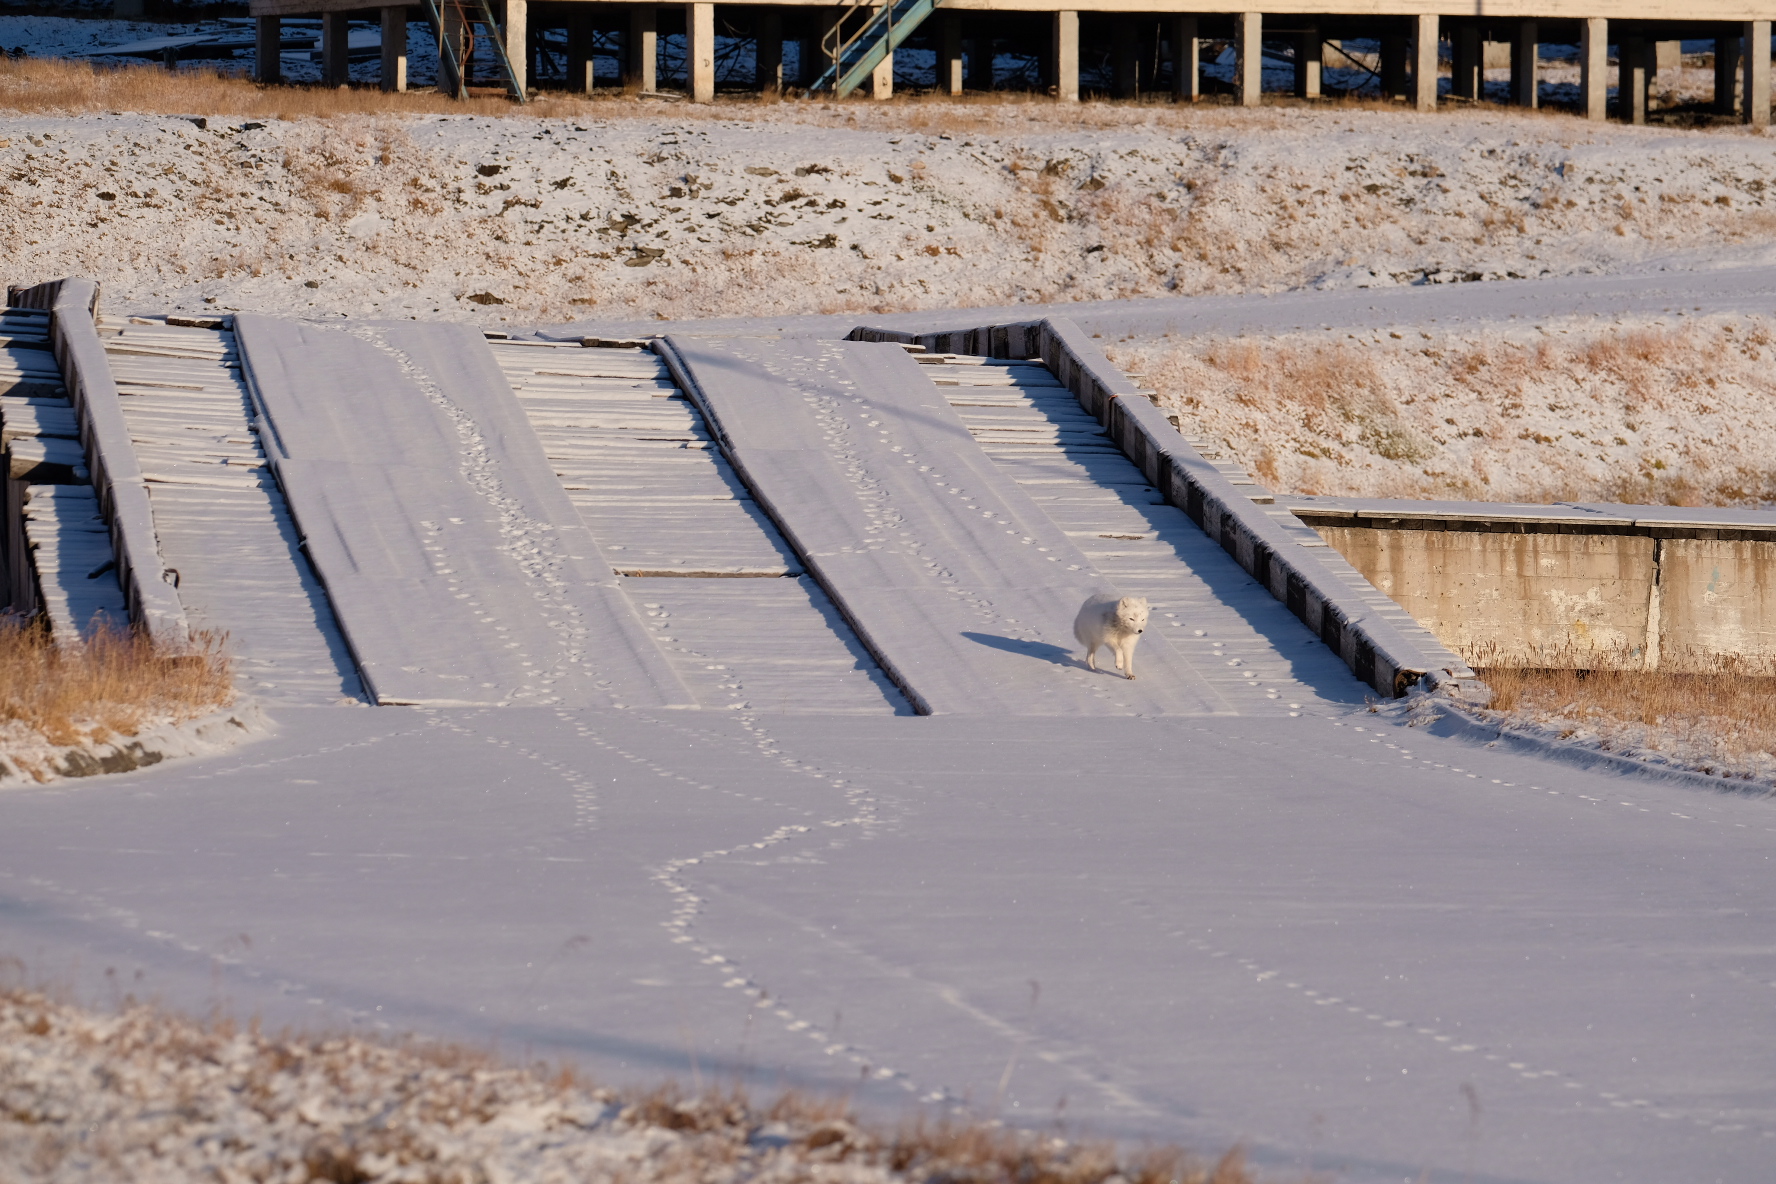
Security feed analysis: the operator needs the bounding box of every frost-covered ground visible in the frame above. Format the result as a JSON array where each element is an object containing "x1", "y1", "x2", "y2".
[
  {"x1": 5, "y1": 96, "x2": 1776, "y2": 326},
  {"x1": 4, "y1": 985, "x2": 1244, "y2": 1184}
]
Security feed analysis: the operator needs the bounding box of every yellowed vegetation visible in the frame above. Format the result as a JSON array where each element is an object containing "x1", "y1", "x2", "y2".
[
  {"x1": 1477, "y1": 663, "x2": 1776, "y2": 785},
  {"x1": 0, "y1": 619, "x2": 230, "y2": 751}
]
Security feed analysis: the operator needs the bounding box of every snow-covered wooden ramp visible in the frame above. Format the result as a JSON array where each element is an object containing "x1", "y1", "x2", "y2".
[{"x1": 667, "y1": 337, "x2": 1247, "y2": 716}]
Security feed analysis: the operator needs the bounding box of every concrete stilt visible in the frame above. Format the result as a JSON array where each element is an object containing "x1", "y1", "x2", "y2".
[
  {"x1": 1411, "y1": 14, "x2": 1437, "y2": 111},
  {"x1": 1113, "y1": 16, "x2": 1139, "y2": 98},
  {"x1": 757, "y1": 8, "x2": 783, "y2": 94},
  {"x1": 627, "y1": 5, "x2": 658, "y2": 92},
  {"x1": 1746, "y1": 20, "x2": 1772, "y2": 126},
  {"x1": 1450, "y1": 21, "x2": 1479, "y2": 100},
  {"x1": 686, "y1": 2, "x2": 715, "y2": 102},
  {"x1": 1715, "y1": 34, "x2": 1741, "y2": 115},
  {"x1": 254, "y1": 15, "x2": 282, "y2": 85},
  {"x1": 503, "y1": 0, "x2": 527, "y2": 96},
  {"x1": 1235, "y1": 11, "x2": 1262, "y2": 107},
  {"x1": 1053, "y1": 11, "x2": 1079, "y2": 101},
  {"x1": 1620, "y1": 33, "x2": 1649, "y2": 123},
  {"x1": 1170, "y1": 14, "x2": 1198, "y2": 100},
  {"x1": 1294, "y1": 27, "x2": 1321, "y2": 99},
  {"x1": 1511, "y1": 19, "x2": 1538, "y2": 108},
  {"x1": 942, "y1": 13, "x2": 964, "y2": 95},
  {"x1": 322, "y1": 10, "x2": 350, "y2": 87},
  {"x1": 1380, "y1": 32, "x2": 1407, "y2": 99},
  {"x1": 1579, "y1": 18, "x2": 1606, "y2": 120},
  {"x1": 379, "y1": 7, "x2": 407, "y2": 93}
]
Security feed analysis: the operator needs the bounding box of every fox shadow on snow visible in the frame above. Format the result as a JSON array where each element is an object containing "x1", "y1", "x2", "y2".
[{"x1": 961, "y1": 632, "x2": 1092, "y2": 671}]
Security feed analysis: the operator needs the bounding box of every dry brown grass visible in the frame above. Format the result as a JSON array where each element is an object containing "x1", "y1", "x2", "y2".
[
  {"x1": 0, "y1": 618, "x2": 230, "y2": 748},
  {"x1": 1476, "y1": 661, "x2": 1776, "y2": 784},
  {"x1": 0, "y1": 981, "x2": 1261, "y2": 1184}
]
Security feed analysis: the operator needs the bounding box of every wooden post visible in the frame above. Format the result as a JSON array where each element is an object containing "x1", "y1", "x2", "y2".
[
  {"x1": 439, "y1": 1, "x2": 465, "y2": 96},
  {"x1": 322, "y1": 10, "x2": 351, "y2": 86},
  {"x1": 1448, "y1": 22, "x2": 1477, "y2": 99},
  {"x1": 1620, "y1": 32, "x2": 1648, "y2": 123},
  {"x1": 1113, "y1": 17, "x2": 1138, "y2": 98},
  {"x1": 942, "y1": 13, "x2": 964, "y2": 95},
  {"x1": 1511, "y1": 19, "x2": 1538, "y2": 108},
  {"x1": 1715, "y1": 33, "x2": 1740, "y2": 115},
  {"x1": 1293, "y1": 28, "x2": 1321, "y2": 99},
  {"x1": 503, "y1": 0, "x2": 527, "y2": 96},
  {"x1": 379, "y1": 6, "x2": 408, "y2": 93},
  {"x1": 1170, "y1": 14, "x2": 1197, "y2": 100},
  {"x1": 1379, "y1": 32, "x2": 1406, "y2": 98},
  {"x1": 968, "y1": 19, "x2": 994, "y2": 91},
  {"x1": 567, "y1": 10, "x2": 595, "y2": 93},
  {"x1": 628, "y1": 5, "x2": 658, "y2": 92},
  {"x1": 254, "y1": 15, "x2": 282, "y2": 85},
  {"x1": 1235, "y1": 11, "x2": 1261, "y2": 107},
  {"x1": 757, "y1": 8, "x2": 782, "y2": 94},
  {"x1": 871, "y1": 32, "x2": 893, "y2": 99},
  {"x1": 686, "y1": 2, "x2": 715, "y2": 101},
  {"x1": 1411, "y1": 15, "x2": 1437, "y2": 111},
  {"x1": 1746, "y1": 20, "x2": 1772, "y2": 126},
  {"x1": 1579, "y1": 18, "x2": 1606, "y2": 120}
]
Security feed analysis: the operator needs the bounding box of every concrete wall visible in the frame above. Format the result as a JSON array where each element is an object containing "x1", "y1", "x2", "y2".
[{"x1": 1312, "y1": 524, "x2": 1776, "y2": 673}]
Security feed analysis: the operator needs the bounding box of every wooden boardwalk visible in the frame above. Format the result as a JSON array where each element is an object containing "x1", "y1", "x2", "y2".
[
  {"x1": 491, "y1": 339, "x2": 907, "y2": 714},
  {"x1": 101, "y1": 318, "x2": 364, "y2": 704}
]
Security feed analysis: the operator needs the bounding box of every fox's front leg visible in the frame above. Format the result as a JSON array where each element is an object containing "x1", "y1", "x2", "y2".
[
  {"x1": 1118, "y1": 640, "x2": 1136, "y2": 680},
  {"x1": 1084, "y1": 642, "x2": 1099, "y2": 672}
]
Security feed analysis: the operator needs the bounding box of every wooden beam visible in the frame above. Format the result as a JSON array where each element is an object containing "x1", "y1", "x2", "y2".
[
  {"x1": 1411, "y1": 13, "x2": 1436, "y2": 111},
  {"x1": 758, "y1": 7, "x2": 783, "y2": 94},
  {"x1": 254, "y1": 15, "x2": 281, "y2": 85},
  {"x1": 1620, "y1": 31, "x2": 1649, "y2": 122},
  {"x1": 380, "y1": 6, "x2": 408, "y2": 93},
  {"x1": 1511, "y1": 19, "x2": 1538, "y2": 107},
  {"x1": 1170, "y1": 13, "x2": 1197, "y2": 100},
  {"x1": 942, "y1": 13, "x2": 964, "y2": 95},
  {"x1": 1294, "y1": 26, "x2": 1320, "y2": 98},
  {"x1": 504, "y1": 0, "x2": 527, "y2": 96},
  {"x1": 1450, "y1": 19, "x2": 1479, "y2": 99},
  {"x1": 1747, "y1": 20, "x2": 1772, "y2": 126},
  {"x1": 322, "y1": 10, "x2": 350, "y2": 86},
  {"x1": 628, "y1": 5, "x2": 658, "y2": 91},
  {"x1": 1579, "y1": 17, "x2": 1606, "y2": 119}
]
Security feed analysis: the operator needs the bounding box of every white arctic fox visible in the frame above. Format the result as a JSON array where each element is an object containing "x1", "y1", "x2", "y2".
[{"x1": 1073, "y1": 592, "x2": 1150, "y2": 680}]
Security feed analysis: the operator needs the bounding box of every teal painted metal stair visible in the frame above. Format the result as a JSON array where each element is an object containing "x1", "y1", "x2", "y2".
[{"x1": 809, "y1": 0, "x2": 943, "y2": 98}]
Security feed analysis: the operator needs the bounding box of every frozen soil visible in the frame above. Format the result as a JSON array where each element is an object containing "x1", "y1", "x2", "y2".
[
  {"x1": 0, "y1": 986, "x2": 1247, "y2": 1184},
  {"x1": 6, "y1": 94, "x2": 1776, "y2": 327}
]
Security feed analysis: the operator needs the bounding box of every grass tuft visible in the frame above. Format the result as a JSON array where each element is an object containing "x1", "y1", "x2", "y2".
[{"x1": 0, "y1": 617, "x2": 231, "y2": 750}]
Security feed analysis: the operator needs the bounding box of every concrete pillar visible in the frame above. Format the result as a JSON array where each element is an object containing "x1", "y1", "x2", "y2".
[
  {"x1": 1411, "y1": 14, "x2": 1437, "y2": 111},
  {"x1": 1511, "y1": 19, "x2": 1538, "y2": 108},
  {"x1": 757, "y1": 8, "x2": 782, "y2": 94},
  {"x1": 322, "y1": 10, "x2": 351, "y2": 86},
  {"x1": 968, "y1": 20, "x2": 994, "y2": 91},
  {"x1": 628, "y1": 5, "x2": 658, "y2": 92},
  {"x1": 1450, "y1": 21, "x2": 1479, "y2": 100},
  {"x1": 1380, "y1": 32, "x2": 1407, "y2": 99},
  {"x1": 1053, "y1": 12, "x2": 1078, "y2": 101},
  {"x1": 1656, "y1": 40, "x2": 1680, "y2": 71},
  {"x1": 1746, "y1": 20, "x2": 1771, "y2": 126},
  {"x1": 686, "y1": 2, "x2": 715, "y2": 102},
  {"x1": 254, "y1": 15, "x2": 282, "y2": 85},
  {"x1": 1715, "y1": 34, "x2": 1740, "y2": 116},
  {"x1": 1113, "y1": 16, "x2": 1139, "y2": 98},
  {"x1": 1170, "y1": 14, "x2": 1198, "y2": 100},
  {"x1": 379, "y1": 7, "x2": 407, "y2": 93},
  {"x1": 1579, "y1": 18, "x2": 1606, "y2": 120},
  {"x1": 503, "y1": 0, "x2": 527, "y2": 95},
  {"x1": 1292, "y1": 28, "x2": 1321, "y2": 99},
  {"x1": 1235, "y1": 11, "x2": 1261, "y2": 107},
  {"x1": 1620, "y1": 33, "x2": 1650, "y2": 123},
  {"x1": 941, "y1": 13, "x2": 964, "y2": 95}
]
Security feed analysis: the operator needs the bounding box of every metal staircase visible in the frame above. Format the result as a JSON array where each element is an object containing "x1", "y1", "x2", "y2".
[
  {"x1": 808, "y1": 0, "x2": 943, "y2": 98},
  {"x1": 420, "y1": 0, "x2": 527, "y2": 102}
]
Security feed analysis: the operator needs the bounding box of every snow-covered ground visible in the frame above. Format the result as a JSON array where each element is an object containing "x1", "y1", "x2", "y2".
[
  {"x1": 6, "y1": 96, "x2": 1776, "y2": 327},
  {"x1": 2, "y1": 705, "x2": 1774, "y2": 1184}
]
